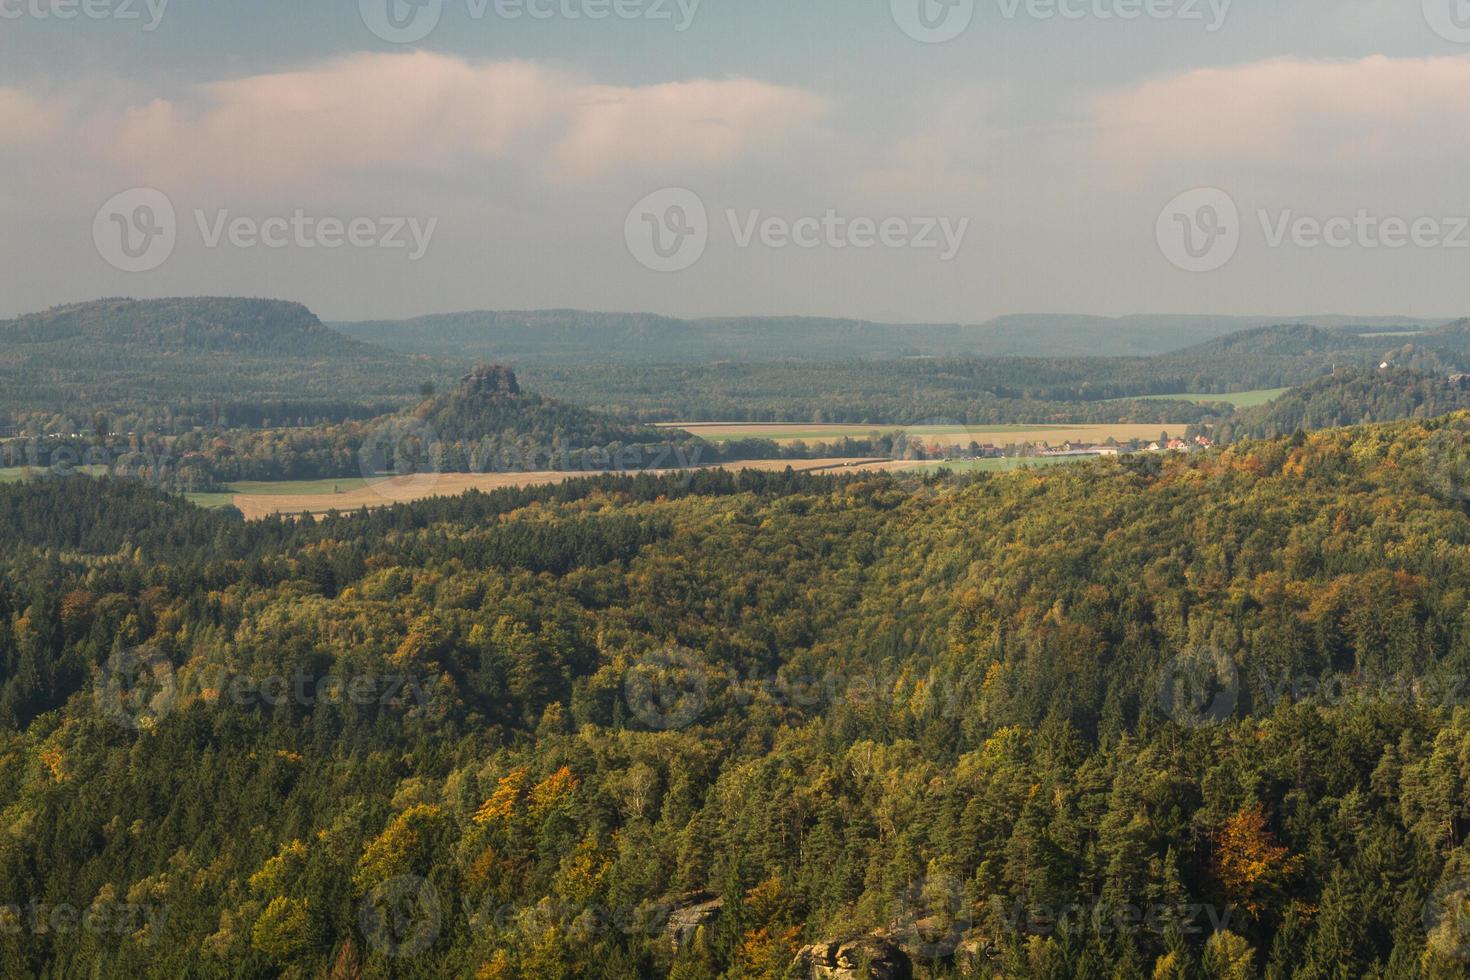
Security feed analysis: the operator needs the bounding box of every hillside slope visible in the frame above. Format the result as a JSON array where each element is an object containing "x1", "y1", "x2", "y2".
[{"x1": 1229, "y1": 367, "x2": 1470, "y2": 440}]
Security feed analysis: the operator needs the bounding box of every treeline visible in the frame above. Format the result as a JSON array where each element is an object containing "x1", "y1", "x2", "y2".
[{"x1": 4, "y1": 417, "x2": 1470, "y2": 975}]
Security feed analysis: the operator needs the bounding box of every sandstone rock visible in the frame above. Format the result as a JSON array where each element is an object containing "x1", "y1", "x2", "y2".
[
  {"x1": 665, "y1": 891, "x2": 724, "y2": 953},
  {"x1": 794, "y1": 936, "x2": 912, "y2": 979}
]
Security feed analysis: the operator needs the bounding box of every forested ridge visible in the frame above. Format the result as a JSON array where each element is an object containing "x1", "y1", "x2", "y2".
[
  {"x1": 4, "y1": 415, "x2": 1470, "y2": 976},
  {"x1": 9, "y1": 297, "x2": 1458, "y2": 436},
  {"x1": 1228, "y1": 368, "x2": 1470, "y2": 441}
]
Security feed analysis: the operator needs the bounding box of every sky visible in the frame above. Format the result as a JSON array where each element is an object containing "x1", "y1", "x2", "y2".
[{"x1": 2, "y1": 0, "x2": 1469, "y2": 323}]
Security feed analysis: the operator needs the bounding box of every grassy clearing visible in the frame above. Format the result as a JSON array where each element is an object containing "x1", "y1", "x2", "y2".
[
  {"x1": 184, "y1": 492, "x2": 241, "y2": 509},
  {"x1": 1125, "y1": 389, "x2": 1288, "y2": 409},
  {"x1": 0, "y1": 465, "x2": 112, "y2": 482},
  {"x1": 185, "y1": 477, "x2": 375, "y2": 509}
]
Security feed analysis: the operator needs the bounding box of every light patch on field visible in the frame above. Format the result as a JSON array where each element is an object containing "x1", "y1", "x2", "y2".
[
  {"x1": 227, "y1": 459, "x2": 895, "y2": 519},
  {"x1": 660, "y1": 422, "x2": 1185, "y2": 446},
  {"x1": 1122, "y1": 389, "x2": 1288, "y2": 408}
]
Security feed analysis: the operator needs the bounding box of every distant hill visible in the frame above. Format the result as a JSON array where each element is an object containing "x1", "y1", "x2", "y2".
[
  {"x1": 151, "y1": 364, "x2": 699, "y2": 487},
  {"x1": 1, "y1": 297, "x2": 359, "y2": 356},
  {"x1": 414, "y1": 364, "x2": 667, "y2": 449},
  {"x1": 334, "y1": 309, "x2": 1447, "y2": 363},
  {"x1": 1168, "y1": 323, "x2": 1367, "y2": 359},
  {"x1": 0, "y1": 297, "x2": 451, "y2": 433}
]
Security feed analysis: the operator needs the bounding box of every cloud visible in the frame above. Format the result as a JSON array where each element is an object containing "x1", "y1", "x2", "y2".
[
  {"x1": 106, "y1": 52, "x2": 828, "y2": 189},
  {"x1": 1092, "y1": 54, "x2": 1470, "y2": 173},
  {"x1": 0, "y1": 88, "x2": 64, "y2": 147},
  {"x1": 557, "y1": 78, "x2": 828, "y2": 181}
]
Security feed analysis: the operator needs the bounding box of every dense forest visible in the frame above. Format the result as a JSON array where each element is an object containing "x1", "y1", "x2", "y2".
[
  {"x1": 520, "y1": 325, "x2": 1470, "y2": 425},
  {"x1": 4, "y1": 415, "x2": 1470, "y2": 976}
]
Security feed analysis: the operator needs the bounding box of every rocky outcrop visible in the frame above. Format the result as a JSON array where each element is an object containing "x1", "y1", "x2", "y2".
[
  {"x1": 794, "y1": 937, "x2": 912, "y2": 980},
  {"x1": 455, "y1": 364, "x2": 521, "y2": 400},
  {"x1": 665, "y1": 891, "x2": 724, "y2": 953}
]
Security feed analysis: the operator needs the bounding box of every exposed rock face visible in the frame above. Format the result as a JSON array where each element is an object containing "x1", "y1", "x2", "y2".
[
  {"x1": 794, "y1": 937, "x2": 912, "y2": 980},
  {"x1": 665, "y1": 891, "x2": 724, "y2": 953},
  {"x1": 456, "y1": 364, "x2": 521, "y2": 400}
]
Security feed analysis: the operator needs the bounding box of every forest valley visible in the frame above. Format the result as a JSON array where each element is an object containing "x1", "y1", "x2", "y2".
[{"x1": 3, "y1": 413, "x2": 1470, "y2": 977}]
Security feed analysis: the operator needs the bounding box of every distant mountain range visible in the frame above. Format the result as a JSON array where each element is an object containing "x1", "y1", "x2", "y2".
[
  {"x1": 333, "y1": 309, "x2": 1448, "y2": 362},
  {"x1": 1, "y1": 297, "x2": 1462, "y2": 434}
]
